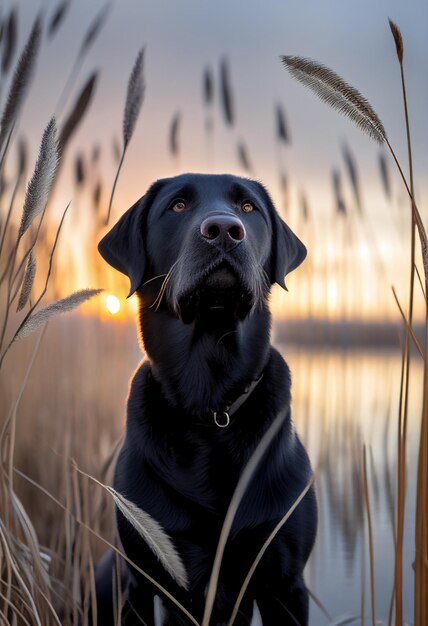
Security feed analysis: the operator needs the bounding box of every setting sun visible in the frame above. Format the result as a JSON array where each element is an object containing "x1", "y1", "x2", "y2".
[{"x1": 105, "y1": 294, "x2": 121, "y2": 315}]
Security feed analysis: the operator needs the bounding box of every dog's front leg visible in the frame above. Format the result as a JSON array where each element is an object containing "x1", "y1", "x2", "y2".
[
  {"x1": 121, "y1": 575, "x2": 156, "y2": 626},
  {"x1": 256, "y1": 574, "x2": 309, "y2": 626}
]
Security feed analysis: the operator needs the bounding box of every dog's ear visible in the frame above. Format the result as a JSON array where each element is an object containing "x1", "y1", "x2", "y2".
[
  {"x1": 254, "y1": 181, "x2": 307, "y2": 290},
  {"x1": 98, "y1": 182, "x2": 162, "y2": 296},
  {"x1": 272, "y1": 215, "x2": 307, "y2": 289}
]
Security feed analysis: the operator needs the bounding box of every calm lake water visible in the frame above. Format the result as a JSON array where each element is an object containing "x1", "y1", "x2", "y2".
[{"x1": 280, "y1": 346, "x2": 422, "y2": 626}]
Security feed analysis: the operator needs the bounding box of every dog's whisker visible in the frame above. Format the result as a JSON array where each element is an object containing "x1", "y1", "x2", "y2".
[
  {"x1": 150, "y1": 273, "x2": 171, "y2": 310},
  {"x1": 154, "y1": 274, "x2": 172, "y2": 312},
  {"x1": 216, "y1": 330, "x2": 238, "y2": 346},
  {"x1": 150, "y1": 259, "x2": 181, "y2": 310},
  {"x1": 141, "y1": 273, "x2": 168, "y2": 287}
]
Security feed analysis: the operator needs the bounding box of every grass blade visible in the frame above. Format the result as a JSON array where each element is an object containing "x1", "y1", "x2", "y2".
[
  {"x1": 228, "y1": 474, "x2": 315, "y2": 626},
  {"x1": 15, "y1": 469, "x2": 199, "y2": 626},
  {"x1": 202, "y1": 408, "x2": 288, "y2": 626},
  {"x1": 363, "y1": 446, "x2": 376, "y2": 626}
]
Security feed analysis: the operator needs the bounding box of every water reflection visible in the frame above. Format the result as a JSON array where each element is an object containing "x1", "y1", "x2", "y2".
[{"x1": 279, "y1": 347, "x2": 422, "y2": 625}]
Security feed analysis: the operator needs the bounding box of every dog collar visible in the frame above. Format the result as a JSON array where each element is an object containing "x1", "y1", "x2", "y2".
[{"x1": 212, "y1": 374, "x2": 264, "y2": 428}]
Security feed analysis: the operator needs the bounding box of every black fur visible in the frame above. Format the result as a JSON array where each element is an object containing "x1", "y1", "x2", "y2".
[{"x1": 96, "y1": 174, "x2": 317, "y2": 625}]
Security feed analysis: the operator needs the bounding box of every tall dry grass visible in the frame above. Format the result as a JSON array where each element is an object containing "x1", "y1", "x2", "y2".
[
  {"x1": 282, "y1": 18, "x2": 427, "y2": 625},
  {"x1": 0, "y1": 9, "x2": 112, "y2": 625}
]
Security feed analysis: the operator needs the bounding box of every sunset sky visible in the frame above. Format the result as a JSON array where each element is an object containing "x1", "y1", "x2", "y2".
[{"x1": 4, "y1": 0, "x2": 428, "y2": 321}]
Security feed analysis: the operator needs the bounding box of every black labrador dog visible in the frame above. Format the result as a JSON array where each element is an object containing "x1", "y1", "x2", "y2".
[{"x1": 96, "y1": 173, "x2": 317, "y2": 626}]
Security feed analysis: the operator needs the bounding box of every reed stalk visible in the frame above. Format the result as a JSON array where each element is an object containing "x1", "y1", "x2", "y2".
[{"x1": 363, "y1": 446, "x2": 376, "y2": 626}]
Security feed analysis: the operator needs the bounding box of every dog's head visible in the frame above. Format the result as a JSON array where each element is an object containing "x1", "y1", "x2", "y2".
[{"x1": 98, "y1": 173, "x2": 306, "y2": 323}]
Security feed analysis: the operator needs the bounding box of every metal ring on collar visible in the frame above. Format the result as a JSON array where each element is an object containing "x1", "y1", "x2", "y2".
[{"x1": 213, "y1": 411, "x2": 230, "y2": 428}]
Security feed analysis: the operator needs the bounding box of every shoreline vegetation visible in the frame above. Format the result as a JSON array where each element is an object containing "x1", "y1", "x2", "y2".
[{"x1": 275, "y1": 318, "x2": 425, "y2": 349}]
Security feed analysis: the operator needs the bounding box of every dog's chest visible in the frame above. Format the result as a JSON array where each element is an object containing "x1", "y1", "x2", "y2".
[{"x1": 153, "y1": 428, "x2": 244, "y2": 509}]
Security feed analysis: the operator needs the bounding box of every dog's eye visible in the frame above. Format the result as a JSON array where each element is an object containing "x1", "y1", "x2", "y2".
[
  {"x1": 172, "y1": 200, "x2": 187, "y2": 212},
  {"x1": 242, "y1": 202, "x2": 254, "y2": 213}
]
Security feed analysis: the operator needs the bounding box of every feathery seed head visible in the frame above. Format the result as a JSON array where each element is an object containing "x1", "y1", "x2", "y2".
[
  {"x1": 388, "y1": 19, "x2": 404, "y2": 64},
  {"x1": 0, "y1": 17, "x2": 42, "y2": 151},
  {"x1": 281, "y1": 55, "x2": 387, "y2": 145},
  {"x1": 19, "y1": 118, "x2": 59, "y2": 238},
  {"x1": 123, "y1": 48, "x2": 145, "y2": 148}
]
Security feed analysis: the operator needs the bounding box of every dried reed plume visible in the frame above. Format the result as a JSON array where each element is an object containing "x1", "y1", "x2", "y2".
[
  {"x1": 18, "y1": 118, "x2": 59, "y2": 238},
  {"x1": 219, "y1": 57, "x2": 234, "y2": 126},
  {"x1": 237, "y1": 140, "x2": 252, "y2": 173},
  {"x1": 0, "y1": 16, "x2": 42, "y2": 152},
  {"x1": 342, "y1": 143, "x2": 362, "y2": 213},
  {"x1": 169, "y1": 111, "x2": 180, "y2": 157},
  {"x1": 76, "y1": 467, "x2": 189, "y2": 590},
  {"x1": 74, "y1": 152, "x2": 85, "y2": 186},
  {"x1": 14, "y1": 288, "x2": 102, "y2": 341},
  {"x1": 92, "y1": 143, "x2": 101, "y2": 163},
  {"x1": 55, "y1": 3, "x2": 110, "y2": 113},
  {"x1": 59, "y1": 72, "x2": 98, "y2": 151},
  {"x1": 389, "y1": 18, "x2": 404, "y2": 64},
  {"x1": 203, "y1": 66, "x2": 214, "y2": 106},
  {"x1": 1, "y1": 8, "x2": 18, "y2": 75},
  {"x1": 17, "y1": 250, "x2": 36, "y2": 311},
  {"x1": 300, "y1": 191, "x2": 309, "y2": 221},
  {"x1": 123, "y1": 48, "x2": 145, "y2": 148},
  {"x1": 17, "y1": 136, "x2": 28, "y2": 179},
  {"x1": 48, "y1": 0, "x2": 72, "y2": 39},
  {"x1": 281, "y1": 56, "x2": 387, "y2": 144},
  {"x1": 106, "y1": 47, "x2": 145, "y2": 224},
  {"x1": 275, "y1": 103, "x2": 290, "y2": 144},
  {"x1": 378, "y1": 151, "x2": 392, "y2": 200},
  {"x1": 332, "y1": 169, "x2": 346, "y2": 215},
  {"x1": 79, "y1": 3, "x2": 111, "y2": 59},
  {"x1": 93, "y1": 179, "x2": 102, "y2": 210}
]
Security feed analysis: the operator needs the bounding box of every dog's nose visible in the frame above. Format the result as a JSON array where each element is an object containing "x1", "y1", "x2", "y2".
[{"x1": 200, "y1": 214, "x2": 246, "y2": 248}]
